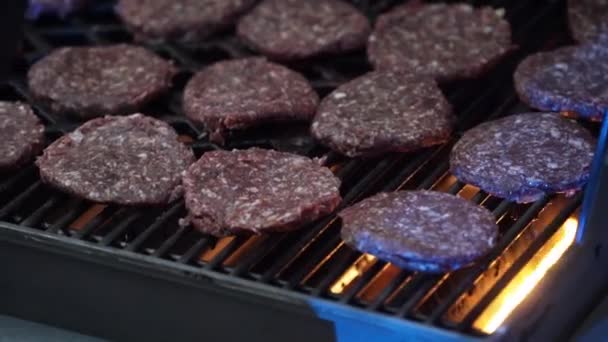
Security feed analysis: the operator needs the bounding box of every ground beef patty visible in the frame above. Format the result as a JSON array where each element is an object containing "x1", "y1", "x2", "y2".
[
  {"x1": 568, "y1": 0, "x2": 608, "y2": 43},
  {"x1": 37, "y1": 114, "x2": 194, "y2": 205},
  {"x1": 237, "y1": 0, "x2": 370, "y2": 61},
  {"x1": 340, "y1": 191, "x2": 498, "y2": 273},
  {"x1": 514, "y1": 41, "x2": 608, "y2": 121},
  {"x1": 116, "y1": 0, "x2": 256, "y2": 43},
  {"x1": 0, "y1": 102, "x2": 45, "y2": 172},
  {"x1": 367, "y1": 3, "x2": 513, "y2": 82},
  {"x1": 182, "y1": 148, "x2": 341, "y2": 236},
  {"x1": 26, "y1": 0, "x2": 87, "y2": 19},
  {"x1": 28, "y1": 44, "x2": 176, "y2": 119},
  {"x1": 183, "y1": 57, "x2": 318, "y2": 144},
  {"x1": 450, "y1": 113, "x2": 596, "y2": 203},
  {"x1": 311, "y1": 71, "x2": 453, "y2": 157}
]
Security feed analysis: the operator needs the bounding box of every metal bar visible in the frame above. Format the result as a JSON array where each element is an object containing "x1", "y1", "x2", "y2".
[
  {"x1": 339, "y1": 260, "x2": 387, "y2": 303},
  {"x1": 72, "y1": 206, "x2": 120, "y2": 239},
  {"x1": 395, "y1": 274, "x2": 443, "y2": 316},
  {"x1": 0, "y1": 181, "x2": 42, "y2": 221},
  {"x1": 19, "y1": 195, "x2": 62, "y2": 227},
  {"x1": 284, "y1": 233, "x2": 343, "y2": 290},
  {"x1": 459, "y1": 194, "x2": 583, "y2": 329},
  {"x1": 152, "y1": 226, "x2": 190, "y2": 258},
  {"x1": 124, "y1": 202, "x2": 183, "y2": 252},
  {"x1": 178, "y1": 236, "x2": 215, "y2": 264},
  {"x1": 424, "y1": 197, "x2": 551, "y2": 323},
  {"x1": 205, "y1": 236, "x2": 248, "y2": 270},
  {"x1": 311, "y1": 248, "x2": 360, "y2": 296},
  {"x1": 367, "y1": 271, "x2": 411, "y2": 311},
  {"x1": 99, "y1": 211, "x2": 144, "y2": 246},
  {"x1": 45, "y1": 200, "x2": 88, "y2": 233}
]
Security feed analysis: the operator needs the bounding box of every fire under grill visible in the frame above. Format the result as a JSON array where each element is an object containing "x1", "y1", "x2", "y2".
[{"x1": 0, "y1": 0, "x2": 601, "y2": 341}]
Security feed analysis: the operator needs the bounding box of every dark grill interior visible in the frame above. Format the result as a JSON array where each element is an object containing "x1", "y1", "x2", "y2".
[{"x1": 0, "y1": 0, "x2": 590, "y2": 337}]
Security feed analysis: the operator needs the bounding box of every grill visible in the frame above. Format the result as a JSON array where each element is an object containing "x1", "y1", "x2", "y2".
[{"x1": 1, "y1": 0, "x2": 607, "y2": 341}]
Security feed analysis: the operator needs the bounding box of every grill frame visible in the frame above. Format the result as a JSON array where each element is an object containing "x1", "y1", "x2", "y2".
[{"x1": 0, "y1": 0, "x2": 606, "y2": 341}]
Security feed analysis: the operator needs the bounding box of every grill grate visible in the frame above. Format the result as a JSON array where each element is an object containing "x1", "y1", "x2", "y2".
[{"x1": 0, "y1": 0, "x2": 586, "y2": 337}]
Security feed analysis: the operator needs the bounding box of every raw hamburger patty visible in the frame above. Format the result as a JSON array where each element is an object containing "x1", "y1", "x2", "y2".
[
  {"x1": 450, "y1": 113, "x2": 596, "y2": 203},
  {"x1": 28, "y1": 44, "x2": 176, "y2": 119},
  {"x1": 116, "y1": 0, "x2": 256, "y2": 43},
  {"x1": 37, "y1": 114, "x2": 195, "y2": 205},
  {"x1": 568, "y1": 0, "x2": 608, "y2": 43},
  {"x1": 367, "y1": 3, "x2": 514, "y2": 82},
  {"x1": 514, "y1": 41, "x2": 608, "y2": 121},
  {"x1": 0, "y1": 102, "x2": 45, "y2": 172},
  {"x1": 183, "y1": 57, "x2": 318, "y2": 143},
  {"x1": 26, "y1": 0, "x2": 87, "y2": 19},
  {"x1": 182, "y1": 148, "x2": 341, "y2": 236},
  {"x1": 339, "y1": 191, "x2": 498, "y2": 273},
  {"x1": 311, "y1": 71, "x2": 453, "y2": 157},
  {"x1": 237, "y1": 0, "x2": 370, "y2": 60}
]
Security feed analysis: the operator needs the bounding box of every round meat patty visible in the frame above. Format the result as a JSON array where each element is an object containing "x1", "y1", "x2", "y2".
[
  {"x1": 450, "y1": 113, "x2": 596, "y2": 203},
  {"x1": 311, "y1": 71, "x2": 454, "y2": 157},
  {"x1": 339, "y1": 191, "x2": 498, "y2": 273},
  {"x1": 367, "y1": 3, "x2": 514, "y2": 82},
  {"x1": 28, "y1": 44, "x2": 176, "y2": 119},
  {"x1": 568, "y1": 0, "x2": 608, "y2": 43},
  {"x1": 183, "y1": 57, "x2": 319, "y2": 144},
  {"x1": 514, "y1": 41, "x2": 608, "y2": 121},
  {"x1": 116, "y1": 0, "x2": 256, "y2": 43},
  {"x1": 36, "y1": 114, "x2": 195, "y2": 205},
  {"x1": 237, "y1": 0, "x2": 371, "y2": 61},
  {"x1": 0, "y1": 102, "x2": 45, "y2": 172},
  {"x1": 182, "y1": 148, "x2": 342, "y2": 236}
]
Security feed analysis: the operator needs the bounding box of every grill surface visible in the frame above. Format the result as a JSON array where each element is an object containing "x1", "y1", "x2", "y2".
[{"x1": 0, "y1": 0, "x2": 590, "y2": 339}]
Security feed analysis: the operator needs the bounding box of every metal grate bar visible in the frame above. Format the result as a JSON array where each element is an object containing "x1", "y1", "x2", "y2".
[
  {"x1": 178, "y1": 236, "x2": 215, "y2": 264},
  {"x1": 124, "y1": 202, "x2": 183, "y2": 252},
  {"x1": 311, "y1": 248, "x2": 361, "y2": 296},
  {"x1": 152, "y1": 226, "x2": 189, "y2": 258},
  {"x1": 72, "y1": 206, "x2": 119, "y2": 239},
  {"x1": 19, "y1": 195, "x2": 62, "y2": 227},
  {"x1": 284, "y1": 233, "x2": 343, "y2": 290},
  {"x1": 459, "y1": 194, "x2": 583, "y2": 329},
  {"x1": 205, "y1": 236, "x2": 248, "y2": 270},
  {"x1": 0, "y1": 181, "x2": 42, "y2": 221},
  {"x1": 339, "y1": 259, "x2": 387, "y2": 303},
  {"x1": 99, "y1": 210, "x2": 144, "y2": 246},
  {"x1": 45, "y1": 200, "x2": 89, "y2": 233},
  {"x1": 395, "y1": 274, "x2": 445, "y2": 316},
  {"x1": 425, "y1": 197, "x2": 552, "y2": 323},
  {"x1": 367, "y1": 271, "x2": 412, "y2": 311}
]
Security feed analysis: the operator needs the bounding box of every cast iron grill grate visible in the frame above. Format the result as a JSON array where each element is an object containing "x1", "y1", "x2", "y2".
[{"x1": 0, "y1": 0, "x2": 585, "y2": 337}]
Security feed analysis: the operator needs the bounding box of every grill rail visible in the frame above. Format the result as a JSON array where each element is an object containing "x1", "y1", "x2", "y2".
[{"x1": 0, "y1": 0, "x2": 590, "y2": 340}]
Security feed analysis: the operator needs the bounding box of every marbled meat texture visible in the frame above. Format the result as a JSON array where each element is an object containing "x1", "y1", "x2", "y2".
[
  {"x1": 183, "y1": 57, "x2": 319, "y2": 144},
  {"x1": 568, "y1": 0, "x2": 608, "y2": 43},
  {"x1": 311, "y1": 71, "x2": 454, "y2": 157},
  {"x1": 26, "y1": 0, "x2": 87, "y2": 19},
  {"x1": 514, "y1": 41, "x2": 608, "y2": 121},
  {"x1": 116, "y1": 0, "x2": 256, "y2": 43},
  {"x1": 237, "y1": 0, "x2": 370, "y2": 61},
  {"x1": 0, "y1": 102, "x2": 45, "y2": 171},
  {"x1": 182, "y1": 148, "x2": 341, "y2": 236},
  {"x1": 37, "y1": 114, "x2": 195, "y2": 205},
  {"x1": 450, "y1": 113, "x2": 596, "y2": 203},
  {"x1": 28, "y1": 44, "x2": 176, "y2": 119},
  {"x1": 339, "y1": 191, "x2": 498, "y2": 273},
  {"x1": 367, "y1": 3, "x2": 513, "y2": 82}
]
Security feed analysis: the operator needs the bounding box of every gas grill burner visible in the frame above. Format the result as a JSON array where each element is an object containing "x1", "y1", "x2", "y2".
[{"x1": 1, "y1": 0, "x2": 607, "y2": 341}]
